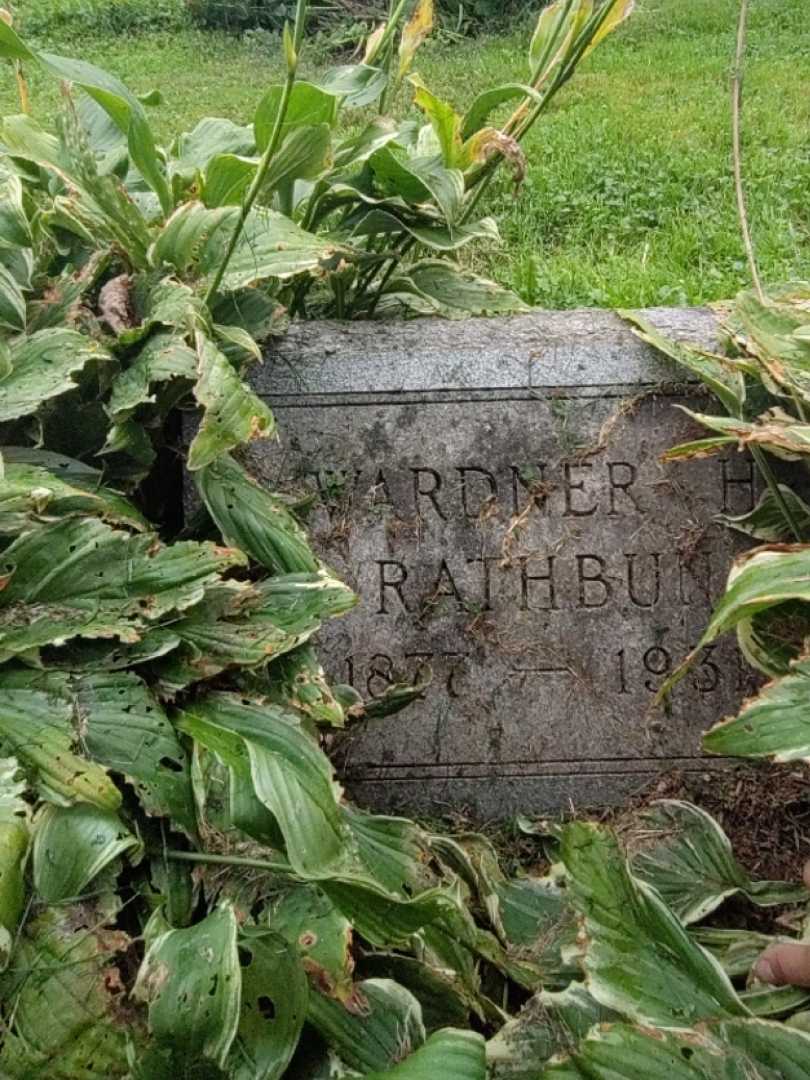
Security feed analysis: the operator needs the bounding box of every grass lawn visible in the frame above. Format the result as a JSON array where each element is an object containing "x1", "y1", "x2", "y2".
[{"x1": 5, "y1": 0, "x2": 810, "y2": 308}]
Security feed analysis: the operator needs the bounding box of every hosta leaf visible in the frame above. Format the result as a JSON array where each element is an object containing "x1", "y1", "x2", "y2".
[
  {"x1": 382, "y1": 260, "x2": 527, "y2": 317},
  {"x1": 107, "y1": 332, "x2": 197, "y2": 421},
  {"x1": 410, "y1": 80, "x2": 463, "y2": 169},
  {"x1": 0, "y1": 757, "x2": 28, "y2": 969},
  {"x1": 365, "y1": 1028, "x2": 485, "y2": 1080},
  {"x1": 310, "y1": 979, "x2": 426, "y2": 1073},
  {"x1": 345, "y1": 806, "x2": 438, "y2": 899},
  {"x1": 177, "y1": 693, "x2": 348, "y2": 878},
  {"x1": 32, "y1": 802, "x2": 140, "y2": 903},
  {"x1": 546, "y1": 1018, "x2": 810, "y2": 1080},
  {"x1": 461, "y1": 84, "x2": 542, "y2": 142},
  {"x1": 717, "y1": 485, "x2": 810, "y2": 542},
  {"x1": 349, "y1": 208, "x2": 499, "y2": 253},
  {"x1": 0, "y1": 452, "x2": 148, "y2": 535},
  {"x1": 134, "y1": 902, "x2": 241, "y2": 1069},
  {"x1": 372, "y1": 150, "x2": 464, "y2": 224},
  {"x1": 624, "y1": 801, "x2": 805, "y2": 924},
  {"x1": 0, "y1": 260, "x2": 26, "y2": 331},
  {"x1": 584, "y1": 0, "x2": 635, "y2": 56},
  {"x1": 319, "y1": 875, "x2": 469, "y2": 951},
  {"x1": 398, "y1": 0, "x2": 434, "y2": 80},
  {"x1": 258, "y1": 644, "x2": 346, "y2": 726},
  {"x1": 0, "y1": 668, "x2": 121, "y2": 810},
  {"x1": 0, "y1": 328, "x2": 110, "y2": 422},
  {"x1": 202, "y1": 153, "x2": 257, "y2": 208},
  {"x1": 33, "y1": 46, "x2": 171, "y2": 214},
  {"x1": 693, "y1": 928, "x2": 792, "y2": 980},
  {"x1": 561, "y1": 821, "x2": 747, "y2": 1027},
  {"x1": 197, "y1": 453, "x2": 318, "y2": 574},
  {"x1": 150, "y1": 579, "x2": 322, "y2": 693},
  {"x1": 679, "y1": 407, "x2": 810, "y2": 459},
  {"x1": 0, "y1": 907, "x2": 141, "y2": 1078},
  {"x1": 267, "y1": 883, "x2": 354, "y2": 1001},
  {"x1": 704, "y1": 653, "x2": 810, "y2": 763},
  {"x1": 262, "y1": 124, "x2": 332, "y2": 193},
  {"x1": 150, "y1": 202, "x2": 234, "y2": 274},
  {"x1": 198, "y1": 206, "x2": 354, "y2": 289},
  {"x1": 0, "y1": 169, "x2": 33, "y2": 248},
  {"x1": 663, "y1": 544, "x2": 810, "y2": 697},
  {"x1": 172, "y1": 116, "x2": 255, "y2": 175},
  {"x1": 0, "y1": 516, "x2": 246, "y2": 656},
  {"x1": 75, "y1": 672, "x2": 197, "y2": 833},
  {"x1": 321, "y1": 64, "x2": 388, "y2": 108},
  {"x1": 232, "y1": 929, "x2": 308, "y2": 1080},
  {"x1": 528, "y1": 0, "x2": 577, "y2": 81},
  {"x1": 486, "y1": 984, "x2": 615, "y2": 1078},
  {"x1": 188, "y1": 333, "x2": 275, "y2": 470},
  {"x1": 736, "y1": 288, "x2": 810, "y2": 398},
  {"x1": 254, "y1": 82, "x2": 338, "y2": 153},
  {"x1": 621, "y1": 310, "x2": 746, "y2": 415}
]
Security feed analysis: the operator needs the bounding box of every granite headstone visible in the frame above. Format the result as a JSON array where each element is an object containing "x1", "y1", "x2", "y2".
[{"x1": 242, "y1": 309, "x2": 758, "y2": 817}]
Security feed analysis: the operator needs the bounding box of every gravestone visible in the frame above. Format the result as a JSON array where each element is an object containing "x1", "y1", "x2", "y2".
[{"x1": 243, "y1": 308, "x2": 758, "y2": 818}]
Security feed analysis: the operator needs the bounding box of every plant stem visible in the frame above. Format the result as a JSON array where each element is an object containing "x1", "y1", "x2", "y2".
[
  {"x1": 732, "y1": 0, "x2": 764, "y2": 303},
  {"x1": 165, "y1": 849, "x2": 292, "y2": 874},
  {"x1": 203, "y1": 0, "x2": 309, "y2": 309}
]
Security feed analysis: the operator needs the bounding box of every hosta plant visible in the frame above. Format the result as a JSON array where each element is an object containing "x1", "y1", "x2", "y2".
[{"x1": 2, "y1": 0, "x2": 810, "y2": 1076}]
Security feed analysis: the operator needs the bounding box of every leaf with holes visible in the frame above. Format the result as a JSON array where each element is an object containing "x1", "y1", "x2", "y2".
[
  {"x1": 134, "y1": 902, "x2": 241, "y2": 1069},
  {"x1": 561, "y1": 822, "x2": 747, "y2": 1027}
]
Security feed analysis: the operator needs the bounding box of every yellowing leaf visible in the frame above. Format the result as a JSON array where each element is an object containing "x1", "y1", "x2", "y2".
[{"x1": 399, "y1": 0, "x2": 434, "y2": 80}]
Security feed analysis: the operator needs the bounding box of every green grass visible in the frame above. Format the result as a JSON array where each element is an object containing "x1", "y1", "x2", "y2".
[{"x1": 5, "y1": 0, "x2": 810, "y2": 308}]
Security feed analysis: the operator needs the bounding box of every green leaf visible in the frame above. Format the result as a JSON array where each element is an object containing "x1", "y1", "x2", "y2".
[
  {"x1": 36, "y1": 48, "x2": 172, "y2": 214},
  {"x1": 263, "y1": 124, "x2": 332, "y2": 193},
  {"x1": 461, "y1": 84, "x2": 542, "y2": 142},
  {"x1": 365, "y1": 1028, "x2": 485, "y2": 1080},
  {"x1": 0, "y1": 516, "x2": 246, "y2": 657},
  {"x1": 0, "y1": 668, "x2": 122, "y2": 810},
  {"x1": 0, "y1": 757, "x2": 29, "y2": 969},
  {"x1": 704, "y1": 653, "x2": 810, "y2": 763},
  {"x1": 486, "y1": 984, "x2": 615, "y2": 1078},
  {"x1": 528, "y1": 0, "x2": 578, "y2": 82},
  {"x1": 382, "y1": 260, "x2": 527, "y2": 317},
  {"x1": 0, "y1": 328, "x2": 110, "y2": 422},
  {"x1": 308, "y1": 978, "x2": 426, "y2": 1073},
  {"x1": 0, "y1": 260, "x2": 26, "y2": 331},
  {"x1": 197, "y1": 205, "x2": 355, "y2": 288},
  {"x1": 0, "y1": 451, "x2": 148, "y2": 535},
  {"x1": 150, "y1": 578, "x2": 336, "y2": 693},
  {"x1": 736, "y1": 288, "x2": 810, "y2": 399},
  {"x1": 177, "y1": 693, "x2": 348, "y2": 878},
  {"x1": 75, "y1": 672, "x2": 197, "y2": 833},
  {"x1": 134, "y1": 902, "x2": 241, "y2": 1069},
  {"x1": 410, "y1": 79, "x2": 463, "y2": 168},
  {"x1": 254, "y1": 82, "x2": 338, "y2": 152},
  {"x1": 232, "y1": 929, "x2": 308, "y2": 1080},
  {"x1": 561, "y1": 821, "x2": 747, "y2": 1026},
  {"x1": 197, "y1": 453, "x2": 318, "y2": 574},
  {"x1": 660, "y1": 436, "x2": 737, "y2": 462},
  {"x1": 348, "y1": 207, "x2": 499, "y2": 253},
  {"x1": 32, "y1": 802, "x2": 140, "y2": 903},
  {"x1": 188, "y1": 333, "x2": 275, "y2": 471},
  {"x1": 149, "y1": 202, "x2": 235, "y2": 274},
  {"x1": 717, "y1": 485, "x2": 810, "y2": 542},
  {"x1": 625, "y1": 801, "x2": 805, "y2": 924},
  {"x1": 620, "y1": 310, "x2": 746, "y2": 415},
  {"x1": 267, "y1": 883, "x2": 354, "y2": 1001},
  {"x1": 0, "y1": 907, "x2": 140, "y2": 1078},
  {"x1": 108, "y1": 332, "x2": 197, "y2": 422},
  {"x1": 546, "y1": 1018, "x2": 810, "y2": 1080},
  {"x1": 172, "y1": 117, "x2": 255, "y2": 175},
  {"x1": 370, "y1": 148, "x2": 464, "y2": 224},
  {"x1": 320, "y1": 65, "x2": 388, "y2": 108}
]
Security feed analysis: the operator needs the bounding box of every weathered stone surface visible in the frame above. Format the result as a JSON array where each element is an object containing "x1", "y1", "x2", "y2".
[{"x1": 243, "y1": 308, "x2": 759, "y2": 817}]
